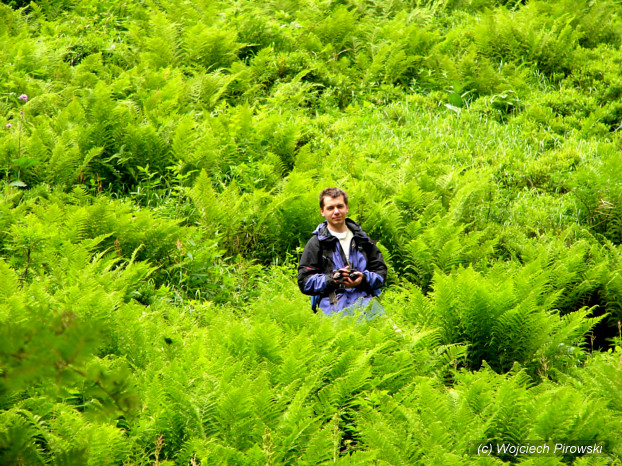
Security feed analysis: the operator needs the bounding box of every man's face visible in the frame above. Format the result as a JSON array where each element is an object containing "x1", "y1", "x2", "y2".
[{"x1": 320, "y1": 195, "x2": 349, "y2": 230}]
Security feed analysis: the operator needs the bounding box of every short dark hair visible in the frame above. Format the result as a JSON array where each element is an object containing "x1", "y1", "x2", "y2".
[{"x1": 319, "y1": 188, "x2": 348, "y2": 209}]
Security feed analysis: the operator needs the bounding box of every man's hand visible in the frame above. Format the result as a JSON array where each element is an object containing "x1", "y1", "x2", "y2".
[
  {"x1": 332, "y1": 267, "x2": 350, "y2": 283},
  {"x1": 343, "y1": 271, "x2": 363, "y2": 288},
  {"x1": 332, "y1": 267, "x2": 363, "y2": 288}
]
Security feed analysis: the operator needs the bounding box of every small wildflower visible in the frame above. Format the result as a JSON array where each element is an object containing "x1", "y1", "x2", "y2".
[
  {"x1": 18, "y1": 94, "x2": 28, "y2": 102},
  {"x1": 6, "y1": 124, "x2": 11, "y2": 128}
]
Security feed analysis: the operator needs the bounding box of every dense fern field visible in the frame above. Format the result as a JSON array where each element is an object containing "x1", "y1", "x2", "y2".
[{"x1": 1, "y1": 0, "x2": 622, "y2": 464}]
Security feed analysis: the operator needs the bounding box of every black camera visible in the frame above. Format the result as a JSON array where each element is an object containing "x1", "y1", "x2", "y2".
[
  {"x1": 333, "y1": 266, "x2": 361, "y2": 285},
  {"x1": 333, "y1": 268, "x2": 349, "y2": 284}
]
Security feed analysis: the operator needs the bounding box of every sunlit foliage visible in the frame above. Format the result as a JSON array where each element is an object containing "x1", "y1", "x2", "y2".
[{"x1": 1, "y1": 0, "x2": 622, "y2": 463}]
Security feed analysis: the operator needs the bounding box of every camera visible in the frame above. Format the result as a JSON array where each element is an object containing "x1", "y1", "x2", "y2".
[
  {"x1": 333, "y1": 266, "x2": 361, "y2": 285},
  {"x1": 333, "y1": 268, "x2": 349, "y2": 284}
]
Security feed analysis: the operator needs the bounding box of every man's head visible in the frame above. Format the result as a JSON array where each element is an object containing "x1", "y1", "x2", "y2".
[
  {"x1": 319, "y1": 188, "x2": 349, "y2": 232},
  {"x1": 319, "y1": 188, "x2": 348, "y2": 209}
]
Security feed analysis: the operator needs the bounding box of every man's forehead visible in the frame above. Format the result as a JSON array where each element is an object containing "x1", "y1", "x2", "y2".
[{"x1": 322, "y1": 196, "x2": 346, "y2": 207}]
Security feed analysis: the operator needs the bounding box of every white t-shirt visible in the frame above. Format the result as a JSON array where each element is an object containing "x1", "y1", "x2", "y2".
[{"x1": 328, "y1": 227, "x2": 354, "y2": 263}]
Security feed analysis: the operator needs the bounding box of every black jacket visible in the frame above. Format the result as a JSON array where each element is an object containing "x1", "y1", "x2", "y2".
[{"x1": 297, "y1": 219, "x2": 387, "y2": 312}]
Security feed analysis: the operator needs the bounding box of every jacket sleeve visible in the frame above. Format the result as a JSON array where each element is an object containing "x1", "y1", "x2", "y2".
[
  {"x1": 298, "y1": 236, "x2": 337, "y2": 296},
  {"x1": 361, "y1": 241, "x2": 387, "y2": 292}
]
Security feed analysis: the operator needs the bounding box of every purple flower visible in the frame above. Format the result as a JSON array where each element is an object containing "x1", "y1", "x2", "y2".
[
  {"x1": 6, "y1": 124, "x2": 11, "y2": 128},
  {"x1": 18, "y1": 94, "x2": 28, "y2": 102}
]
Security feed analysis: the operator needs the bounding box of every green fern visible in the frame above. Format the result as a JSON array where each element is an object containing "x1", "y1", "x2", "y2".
[
  {"x1": 183, "y1": 24, "x2": 240, "y2": 72},
  {"x1": 0, "y1": 409, "x2": 48, "y2": 465}
]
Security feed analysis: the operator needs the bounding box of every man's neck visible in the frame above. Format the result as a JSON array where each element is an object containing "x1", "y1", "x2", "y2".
[{"x1": 328, "y1": 224, "x2": 348, "y2": 234}]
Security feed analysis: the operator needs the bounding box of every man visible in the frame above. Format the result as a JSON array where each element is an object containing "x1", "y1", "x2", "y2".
[{"x1": 298, "y1": 187, "x2": 387, "y2": 315}]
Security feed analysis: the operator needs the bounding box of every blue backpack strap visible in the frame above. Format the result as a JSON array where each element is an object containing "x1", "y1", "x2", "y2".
[{"x1": 311, "y1": 295, "x2": 320, "y2": 313}]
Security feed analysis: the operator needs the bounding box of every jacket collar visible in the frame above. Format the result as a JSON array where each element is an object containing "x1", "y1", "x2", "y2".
[{"x1": 313, "y1": 218, "x2": 368, "y2": 242}]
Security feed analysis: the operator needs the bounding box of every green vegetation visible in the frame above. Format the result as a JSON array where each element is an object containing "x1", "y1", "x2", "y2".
[{"x1": 1, "y1": 0, "x2": 622, "y2": 463}]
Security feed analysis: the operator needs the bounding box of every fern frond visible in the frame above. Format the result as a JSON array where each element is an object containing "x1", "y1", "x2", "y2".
[{"x1": 0, "y1": 409, "x2": 49, "y2": 466}]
